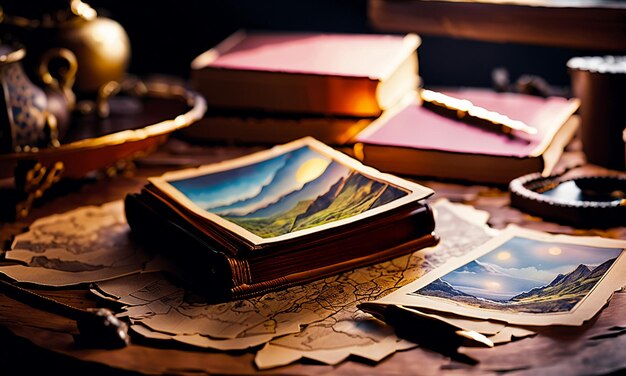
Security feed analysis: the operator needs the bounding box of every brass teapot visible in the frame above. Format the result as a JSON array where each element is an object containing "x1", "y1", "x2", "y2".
[{"x1": 0, "y1": 0, "x2": 130, "y2": 97}]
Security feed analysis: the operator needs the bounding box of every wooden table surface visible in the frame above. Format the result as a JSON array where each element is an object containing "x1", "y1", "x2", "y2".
[{"x1": 1, "y1": 139, "x2": 625, "y2": 375}]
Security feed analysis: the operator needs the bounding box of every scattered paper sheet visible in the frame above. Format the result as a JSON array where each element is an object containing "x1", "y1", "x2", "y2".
[
  {"x1": 487, "y1": 326, "x2": 536, "y2": 345},
  {"x1": 371, "y1": 226, "x2": 626, "y2": 327},
  {"x1": 255, "y1": 337, "x2": 416, "y2": 368},
  {"x1": 6, "y1": 196, "x2": 625, "y2": 371},
  {"x1": 0, "y1": 202, "x2": 161, "y2": 286},
  {"x1": 90, "y1": 199, "x2": 497, "y2": 368},
  {"x1": 4, "y1": 198, "x2": 505, "y2": 368},
  {"x1": 130, "y1": 323, "x2": 275, "y2": 350}
]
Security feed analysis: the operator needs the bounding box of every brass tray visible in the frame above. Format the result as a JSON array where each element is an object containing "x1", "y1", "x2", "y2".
[
  {"x1": 0, "y1": 78, "x2": 206, "y2": 180},
  {"x1": 0, "y1": 77, "x2": 206, "y2": 219}
]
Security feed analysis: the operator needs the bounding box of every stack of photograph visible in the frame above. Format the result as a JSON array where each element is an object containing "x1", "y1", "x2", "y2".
[{"x1": 125, "y1": 138, "x2": 437, "y2": 299}]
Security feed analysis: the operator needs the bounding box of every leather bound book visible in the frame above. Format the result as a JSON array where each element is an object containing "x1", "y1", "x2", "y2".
[
  {"x1": 125, "y1": 138, "x2": 436, "y2": 299},
  {"x1": 355, "y1": 89, "x2": 580, "y2": 184},
  {"x1": 190, "y1": 30, "x2": 420, "y2": 117}
]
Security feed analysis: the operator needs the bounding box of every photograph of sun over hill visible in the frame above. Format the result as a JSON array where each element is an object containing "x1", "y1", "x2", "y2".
[
  {"x1": 168, "y1": 145, "x2": 408, "y2": 238},
  {"x1": 413, "y1": 237, "x2": 623, "y2": 314}
]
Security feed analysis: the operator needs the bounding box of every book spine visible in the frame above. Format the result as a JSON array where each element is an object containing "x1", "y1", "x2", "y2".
[
  {"x1": 245, "y1": 204, "x2": 436, "y2": 285},
  {"x1": 232, "y1": 233, "x2": 438, "y2": 300},
  {"x1": 226, "y1": 257, "x2": 252, "y2": 288}
]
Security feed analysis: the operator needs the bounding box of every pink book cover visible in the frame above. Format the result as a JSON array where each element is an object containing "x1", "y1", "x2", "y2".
[
  {"x1": 356, "y1": 89, "x2": 579, "y2": 158},
  {"x1": 191, "y1": 30, "x2": 420, "y2": 79}
]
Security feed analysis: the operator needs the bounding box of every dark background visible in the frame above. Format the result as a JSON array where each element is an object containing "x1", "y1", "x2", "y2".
[{"x1": 2, "y1": 0, "x2": 607, "y2": 90}]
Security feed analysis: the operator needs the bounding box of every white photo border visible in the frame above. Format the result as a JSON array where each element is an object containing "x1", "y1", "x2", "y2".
[
  {"x1": 149, "y1": 137, "x2": 434, "y2": 246},
  {"x1": 376, "y1": 226, "x2": 626, "y2": 326}
]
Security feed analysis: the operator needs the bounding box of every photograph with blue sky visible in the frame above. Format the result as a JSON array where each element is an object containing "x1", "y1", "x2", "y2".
[
  {"x1": 414, "y1": 237, "x2": 623, "y2": 313},
  {"x1": 167, "y1": 145, "x2": 407, "y2": 238}
]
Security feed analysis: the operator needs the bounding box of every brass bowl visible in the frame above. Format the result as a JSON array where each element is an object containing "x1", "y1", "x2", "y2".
[{"x1": 0, "y1": 77, "x2": 206, "y2": 180}]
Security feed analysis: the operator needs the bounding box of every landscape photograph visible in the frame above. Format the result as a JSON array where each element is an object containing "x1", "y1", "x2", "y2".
[
  {"x1": 413, "y1": 237, "x2": 623, "y2": 313},
  {"x1": 168, "y1": 145, "x2": 408, "y2": 238}
]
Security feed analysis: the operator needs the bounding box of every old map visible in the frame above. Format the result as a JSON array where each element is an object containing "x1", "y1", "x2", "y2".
[
  {"x1": 91, "y1": 200, "x2": 497, "y2": 368},
  {"x1": 1, "y1": 199, "x2": 496, "y2": 368},
  {"x1": 0, "y1": 201, "x2": 164, "y2": 286}
]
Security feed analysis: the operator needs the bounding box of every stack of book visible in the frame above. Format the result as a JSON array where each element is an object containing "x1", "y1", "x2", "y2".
[
  {"x1": 185, "y1": 30, "x2": 580, "y2": 185},
  {"x1": 183, "y1": 30, "x2": 421, "y2": 145}
]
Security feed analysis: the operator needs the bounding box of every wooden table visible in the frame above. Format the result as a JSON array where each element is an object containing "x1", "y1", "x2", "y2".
[{"x1": 1, "y1": 140, "x2": 625, "y2": 375}]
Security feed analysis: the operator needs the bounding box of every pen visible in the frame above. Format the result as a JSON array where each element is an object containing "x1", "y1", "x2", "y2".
[
  {"x1": 358, "y1": 302, "x2": 494, "y2": 349},
  {"x1": 420, "y1": 89, "x2": 538, "y2": 136},
  {"x1": 0, "y1": 279, "x2": 129, "y2": 348}
]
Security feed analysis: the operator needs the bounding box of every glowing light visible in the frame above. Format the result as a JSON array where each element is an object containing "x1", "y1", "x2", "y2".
[
  {"x1": 89, "y1": 19, "x2": 128, "y2": 60},
  {"x1": 548, "y1": 247, "x2": 562, "y2": 256},
  {"x1": 295, "y1": 158, "x2": 330, "y2": 185},
  {"x1": 497, "y1": 251, "x2": 511, "y2": 261},
  {"x1": 71, "y1": 0, "x2": 97, "y2": 20},
  {"x1": 485, "y1": 281, "x2": 501, "y2": 290}
]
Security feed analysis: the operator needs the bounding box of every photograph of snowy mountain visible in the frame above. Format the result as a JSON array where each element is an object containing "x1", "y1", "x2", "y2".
[
  {"x1": 168, "y1": 145, "x2": 408, "y2": 238},
  {"x1": 413, "y1": 237, "x2": 623, "y2": 313}
]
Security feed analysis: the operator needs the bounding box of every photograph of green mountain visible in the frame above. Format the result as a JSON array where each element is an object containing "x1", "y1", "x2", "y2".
[
  {"x1": 168, "y1": 145, "x2": 408, "y2": 238},
  {"x1": 413, "y1": 237, "x2": 623, "y2": 313}
]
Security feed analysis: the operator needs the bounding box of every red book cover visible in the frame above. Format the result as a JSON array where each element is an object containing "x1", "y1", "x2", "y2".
[
  {"x1": 355, "y1": 89, "x2": 580, "y2": 184},
  {"x1": 190, "y1": 30, "x2": 420, "y2": 116},
  {"x1": 356, "y1": 89, "x2": 578, "y2": 158},
  {"x1": 192, "y1": 31, "x2": 418, "y2": 78}
]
